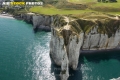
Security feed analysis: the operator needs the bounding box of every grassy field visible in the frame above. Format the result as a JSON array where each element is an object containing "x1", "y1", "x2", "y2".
[
  {"x1": 69, "y1": 0, "x2": 97, "y2": 4},
  {"x1": 69, "y1": 0, "x2": 120, "y2": 9},
  {"x1": 29, "y1": 0, "x2": 120, "y2": 15},
  {"x1": 29, "y1": 6, "x2": 97, "y2": 15},
  {"x1": 29, "y1": 6, "x2": 120, "y2": 15}
]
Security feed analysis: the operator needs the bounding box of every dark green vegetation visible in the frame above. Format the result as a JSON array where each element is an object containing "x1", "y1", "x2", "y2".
[{"x1": 98, "y1": 0, "x2": 117, "y2": 2}]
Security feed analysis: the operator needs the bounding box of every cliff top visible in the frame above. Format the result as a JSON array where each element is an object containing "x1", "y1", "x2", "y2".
[
  {"x1": 70, "y1": 12, "x2": 120, "y2": 20},
  {"x1": 52, "y1": 13, "x2": 120, "y2": 38}
]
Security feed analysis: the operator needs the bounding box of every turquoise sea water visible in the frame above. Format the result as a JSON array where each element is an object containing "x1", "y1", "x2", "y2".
[{"x1": 0, "y1": 17, "x2": 120, "y2": 80}]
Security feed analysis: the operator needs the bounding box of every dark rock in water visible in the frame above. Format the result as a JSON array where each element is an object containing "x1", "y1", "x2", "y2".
[{"x1": 33, "y1": 25, "x2": 51, "y2": 32}]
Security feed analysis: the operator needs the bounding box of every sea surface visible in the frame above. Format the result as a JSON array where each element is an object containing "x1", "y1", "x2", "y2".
[{"x1": 0, "y1": 17, "x2": 120, "y2": 80}]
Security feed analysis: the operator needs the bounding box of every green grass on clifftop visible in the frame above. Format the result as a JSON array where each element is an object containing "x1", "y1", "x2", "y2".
[
  {"x1": 29, "y1": 6, "x2": 95, "y2": 15},
  {"x1": 69, "y1": 0, "x2": 96, "y2": 4},
  {"x1": 29, "y1": 0, "x2": 120, "y2": 15},
  {"x1": 69, "y1": 0, "x2": 120, "y2": 12}
]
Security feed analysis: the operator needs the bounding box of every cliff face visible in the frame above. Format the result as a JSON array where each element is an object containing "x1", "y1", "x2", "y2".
[
  {"x1": 20, "y1": 13, "x2": 120, "y2": 80},
  {"x1": 50, "y1": 15, "x2": 84, "y2": 80},
  {"x1": 77, "y1": 15, "x2": 120, "y2": 50},
  {"x1": 50, "y1": 14, "x2": 120, "y2": 80},
  {"x1": 21, "y1": 13, "x2": 52, "y2": 32}
]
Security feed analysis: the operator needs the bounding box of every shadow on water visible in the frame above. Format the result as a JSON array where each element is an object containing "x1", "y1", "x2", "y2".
[
  {"x1": 33, "y1": 27, "x2": 51, "y2": 33},
  {"x1": 68, "y1": 61, "x2": 82, "y2": 80},
  {"x1": 50, "y1": 54, "x2": 61, "y2": 80},
  {"x1": 51, "y1": 63, "x2": 61, "y2": 80},
  {"x1": 80, "y1": 50, "x2": 120, "y2": 63},
  {"x1": 50, "y1": 50, "x2": 120, "y2": 80}
]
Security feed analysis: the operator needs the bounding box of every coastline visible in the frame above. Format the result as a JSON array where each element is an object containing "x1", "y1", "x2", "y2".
[{"x1": 0, "y1": 14, "x2": 14, "y2": 19}]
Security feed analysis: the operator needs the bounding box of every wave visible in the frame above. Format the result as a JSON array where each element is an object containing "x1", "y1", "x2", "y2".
[{"x1": 110, "y1": 77, "x2": 120, "y2": 80}]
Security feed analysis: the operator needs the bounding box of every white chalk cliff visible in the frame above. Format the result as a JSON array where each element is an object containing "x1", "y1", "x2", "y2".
[
  {"x1": 20, "y1": 13, "x2": 120, "y2": 80},
  {"x1": 50, "y1": 14, "x2": 120, "y2": 80},
  {"x1": 21, "y1": 13, "x2": 52, "y2": 31}
]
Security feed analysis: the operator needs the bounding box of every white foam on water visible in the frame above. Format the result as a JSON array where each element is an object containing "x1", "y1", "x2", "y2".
[
  {"x1": 110, "y1": 77, "x2": 120, "y2": 80},
  {"x1": 0, "y1": 14, "x2": 14, "y2": 19}
]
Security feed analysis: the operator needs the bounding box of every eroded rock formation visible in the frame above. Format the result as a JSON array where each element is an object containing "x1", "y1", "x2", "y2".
[
  {"x1": 50, "y1": 14, "x2": 120, "y2": 80},
  {"x1": 50, "y1": 15, "x2": 84, "y2": 80},
  {"x1": 18, "y1": 12, "x2": 120, "y2": 80},
  {"x1": 21, "y1": 13, "x2": 52, "y2": 32}
]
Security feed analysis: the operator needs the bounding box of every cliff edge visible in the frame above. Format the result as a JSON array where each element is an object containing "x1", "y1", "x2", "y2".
[{"x1": 50, "y1": 13, "x2": 120, "y2": 80}]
